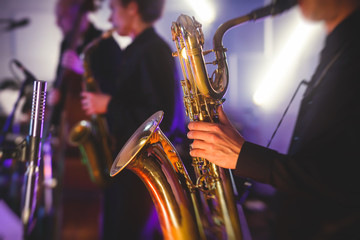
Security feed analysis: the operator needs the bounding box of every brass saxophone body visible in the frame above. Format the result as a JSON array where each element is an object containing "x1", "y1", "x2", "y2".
[
  {"x1": 110, "y1": 13, "x2": 254, "y2": 239},
  {"x1": 69, "y1": 29, "x2": 114, "y2": 187},
  {"x1": 170, "y1": 15, "x2": 243, "y2": 239}
]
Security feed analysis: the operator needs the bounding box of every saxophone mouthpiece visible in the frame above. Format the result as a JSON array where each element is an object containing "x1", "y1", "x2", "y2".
[{"x1": 250, "y1": 0, "x2": 297, "y2": 20}]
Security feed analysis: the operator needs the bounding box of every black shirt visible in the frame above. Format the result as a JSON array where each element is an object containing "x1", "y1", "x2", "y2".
[
  {"x1": 89, "y1": 35, "x2": 123, "y2": 96},
  {"x1": 105, "y1": 27, "x2": 185, "y2": 152}
]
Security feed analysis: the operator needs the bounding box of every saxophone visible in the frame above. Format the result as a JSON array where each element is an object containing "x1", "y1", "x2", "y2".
[
  {"x1": 109, "y1": 0, "x2": 298, "y2": 236},
  {"x1": 110, "y1": 13, "x2": 253, "y2": 239},
  {"x1": 69, "y1": 29, "x2": 114, "y2": 187}
]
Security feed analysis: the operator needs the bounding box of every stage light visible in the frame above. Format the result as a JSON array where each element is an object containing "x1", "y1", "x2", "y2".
[
  {"x1": 253, "y1": 15, "x2": 323, "y2": 108},
  {"x1": 185, "y1": 0, "x2": 216, "y2": 24}
]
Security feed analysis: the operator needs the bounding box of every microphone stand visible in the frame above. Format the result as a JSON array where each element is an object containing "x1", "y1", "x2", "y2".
[{"x1": 0, "y1": 73, "x2": 34, "y2": 148}]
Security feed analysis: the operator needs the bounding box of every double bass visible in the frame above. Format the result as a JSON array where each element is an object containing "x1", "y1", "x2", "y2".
[{"x1": 47, "y1": 0, "x2": 100, "y2": 142}]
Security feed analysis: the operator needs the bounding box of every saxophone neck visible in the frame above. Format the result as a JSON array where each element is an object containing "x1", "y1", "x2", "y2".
[
  {"x1": 212, "y1": 14, "x2": 252, "y2": 90},
  {"x1": 213, "y1": 15, "x2": 251, "y2": 52},
  {"x1": 213, "y1": 0, "x2": 297, "y2": 50}
]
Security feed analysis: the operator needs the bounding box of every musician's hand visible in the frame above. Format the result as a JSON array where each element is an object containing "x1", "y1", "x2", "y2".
[
  {"x1": 61, "y1": 50, "x2": 84, "y2": 75},
  {"x1": 187, "y1": 106, "x2": 245, "y2": 169},
  {"x1": 81, "y1": 91, "x2": 111, "y2": 115}
]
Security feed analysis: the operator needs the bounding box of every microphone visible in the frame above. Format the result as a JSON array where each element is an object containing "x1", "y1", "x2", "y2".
[
  {"x1": 250, "y1": 0, "x2": 297, "y2": 20},
  {"x1": 21, "y1": 80, "x2": 47, "y2": 235},
  {"x1": 13, "y1": 59, "x2": 37, "y2": 83},
  {"x1": 6, "y1": 18, "x2": 30, "y2": 31}
]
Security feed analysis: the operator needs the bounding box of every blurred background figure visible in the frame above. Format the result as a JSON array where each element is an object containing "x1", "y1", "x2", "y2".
[{"x1": 80, "y1": 0, "x2": 186, "y2": 239}]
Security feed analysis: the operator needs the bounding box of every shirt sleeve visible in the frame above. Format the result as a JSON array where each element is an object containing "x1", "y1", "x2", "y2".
[{"x1": 233, "y1": 140, "x2": 360, "y2": 206}]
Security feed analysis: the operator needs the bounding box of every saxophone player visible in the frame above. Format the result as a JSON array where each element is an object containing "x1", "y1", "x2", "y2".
[
  {"x1": 187, "y1": 0, "x2": 360, "y2": 239},
  {"x1": 80, "y1": 0, "x2": 186, "y2": 239}
]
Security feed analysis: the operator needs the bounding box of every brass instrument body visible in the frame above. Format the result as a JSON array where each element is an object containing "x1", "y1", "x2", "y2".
[
  {"x1": 69, "y1": 29, "x2": 114, "y2": 187},
  {"x1": 171, "y1": 15, "x2": 243, "y2": 239}
]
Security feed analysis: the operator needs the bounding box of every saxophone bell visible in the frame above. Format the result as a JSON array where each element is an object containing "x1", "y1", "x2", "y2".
[
  {"x1": 111, "y1": 111, "x2": 205, "y2": 240},
  {"x1": 69, "y1": 120, "x2": 112, "y2": 187}
]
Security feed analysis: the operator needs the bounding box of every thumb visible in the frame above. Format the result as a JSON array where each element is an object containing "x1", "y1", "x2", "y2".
[{"x1": 218, "y1": 105, "x2": 231, "y2": 126}]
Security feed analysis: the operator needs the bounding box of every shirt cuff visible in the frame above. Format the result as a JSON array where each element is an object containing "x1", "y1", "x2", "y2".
[{"x1": 233, "y1": 141, "x2": 277, "y2": 183}]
